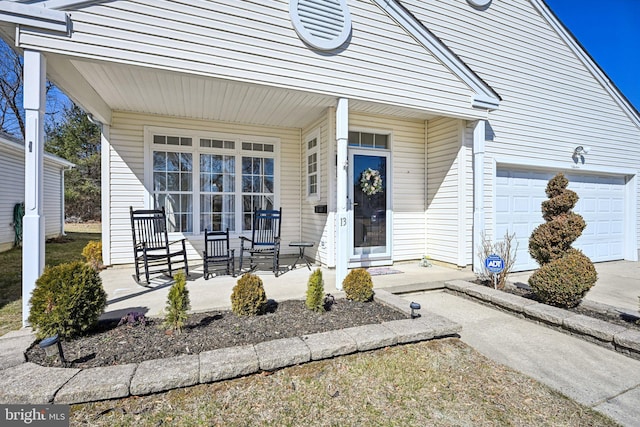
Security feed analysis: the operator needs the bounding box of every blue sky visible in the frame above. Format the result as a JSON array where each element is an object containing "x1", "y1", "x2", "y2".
[{"x1": 544, "y1": 0, "x2": 640, "y2": 112}]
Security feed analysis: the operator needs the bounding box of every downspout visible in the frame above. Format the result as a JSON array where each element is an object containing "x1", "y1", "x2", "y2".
[
  {"x1": 472, "y1": 120, "x2": 486, "y2": 273},
  {"x1": 60, "y1": 164, "x2": 74, "y2": 236}
]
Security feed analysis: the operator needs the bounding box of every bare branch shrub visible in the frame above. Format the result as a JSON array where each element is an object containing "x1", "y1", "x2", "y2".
[{"x1": 477, "y1": 230, "x2": 518, "y2": 289}]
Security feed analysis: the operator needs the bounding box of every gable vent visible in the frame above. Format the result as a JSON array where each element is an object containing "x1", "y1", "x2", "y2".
[{"x1": 290, "y1": 0, "x2": 352, "y2": 51}]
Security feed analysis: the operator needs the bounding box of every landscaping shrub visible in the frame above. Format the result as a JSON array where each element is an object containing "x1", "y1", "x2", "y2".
[
  {"x1": 82, "y1": 240, "x2": 103, "y2": 270},
  {"x1": 28, "y1": 261, "x2": 107, "y2": 339},
  {"x1": 528, "y1": 173, "x2": 597, "y2": 307},
  {"x1": 231, "y1": 273, "x2": 267, "y2": 316},
  {"x1": 305, "y1": 269, "x2": 325, "y2": 313},
  {"x1": 343, "y1": 268, "x2": 374, "y2": 302},
  {"x1": 528, "y1": 249, "x2": 597, "y2": 308},
  {"x1": 164, "y1": 270, "x2": 190, "y2": 333}
]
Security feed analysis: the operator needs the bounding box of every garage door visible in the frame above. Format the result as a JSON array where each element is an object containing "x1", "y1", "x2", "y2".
[{"x1": 495, "y1": 168, "x2": 625, "y2": 272}]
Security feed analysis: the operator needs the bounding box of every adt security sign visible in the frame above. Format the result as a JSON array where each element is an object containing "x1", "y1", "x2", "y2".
[{"x1": 485, "y1": 254, "x2": 505, "y2": 274}]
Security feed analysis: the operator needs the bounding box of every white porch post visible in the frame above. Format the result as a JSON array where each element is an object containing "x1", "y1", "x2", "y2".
[
  {"x1": 472, "y1": 120, "x2": 486, "y2": 273},
  {"x1": 335, "y1": 98, "x2": 349, "y2": 289},
  {"x1": 100, "y1": 124, "x2": 111, "y2": 266},
  {"x1": 22, "y1": 50, "x2": 47, "y2": 326}
]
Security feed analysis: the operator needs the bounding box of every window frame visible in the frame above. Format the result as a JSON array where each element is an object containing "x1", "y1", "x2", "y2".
[
  {"x1": 144, "y1": 126, "x2": 280, "y2": 236},
  {"x1": 304, "y1": 128, "x2": 321, "y2": 201}
]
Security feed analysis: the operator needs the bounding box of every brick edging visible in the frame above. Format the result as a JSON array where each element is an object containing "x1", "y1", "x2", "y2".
[{"x1": 445, "y1": 280, "x2": 640, "y2": 360}]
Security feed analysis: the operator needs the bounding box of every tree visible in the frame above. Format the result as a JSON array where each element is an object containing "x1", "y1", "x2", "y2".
[
  {"x1": 46, "y1": 104, "x2": 102, "y2": 221},
  {"x1": 0, "y1": 39, "x2": 68, "y2": 138}
]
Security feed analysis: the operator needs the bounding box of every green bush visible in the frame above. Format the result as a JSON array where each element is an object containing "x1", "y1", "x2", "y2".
[
  {"x1": 529, "y1": 249, "x2": 597, "y2": 308},
  {"x1": 343, "y1": 268, "x2": 374, "y2": 302},
  {"x1": 164, "y1": 270, "x2": 190, "y2": 332},
  {"x1": 231, "y1": 273, "x2": 267, "y2": 316},
  {"x1": 528, "y1": 173, "x2": 596, "y2": 308},
  {"x1": 82, "y1": 240, "x2": 103, "y2": 270},
  {"x1": 28, "y1": 261, "x2": 107, "y2": 339},
  {"x1": 305, "y1": 269, "x2": 325, "y2": 313}
]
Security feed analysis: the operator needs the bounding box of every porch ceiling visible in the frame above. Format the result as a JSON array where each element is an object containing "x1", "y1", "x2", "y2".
[{"x1": 66, "y1": 59, "x2": 438, "y2": 128}]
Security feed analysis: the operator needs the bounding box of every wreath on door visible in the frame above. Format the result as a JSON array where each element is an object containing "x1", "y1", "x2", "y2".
[{"x1": 360, "y1": 168, "x2": 383, "y2": 196}]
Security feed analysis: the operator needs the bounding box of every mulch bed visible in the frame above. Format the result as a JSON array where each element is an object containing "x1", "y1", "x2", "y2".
[{"x1": 26, "y1": 299, "x2": 407, "y2": 369}]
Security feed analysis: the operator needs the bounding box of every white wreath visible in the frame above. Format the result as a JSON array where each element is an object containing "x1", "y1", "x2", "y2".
[{"x1": 360, "y1": 168, "x2": 383, "y2": 196}]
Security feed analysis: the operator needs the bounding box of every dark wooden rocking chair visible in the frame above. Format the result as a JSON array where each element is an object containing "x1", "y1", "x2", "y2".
[
  {"x1": 239, "y1": 208, "x2": 282, "y2": 276},
  {"x1": 130, "y1": 206, "x2": 189, "y2": 284},
  {"x1": 203, "y1": 228, "x2": 235, "y2": 279}
]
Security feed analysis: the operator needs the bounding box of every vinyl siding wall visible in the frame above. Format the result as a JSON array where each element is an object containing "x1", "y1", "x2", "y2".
[
  {"x1": 16, "y1": 0, "x2": 477, "y2": 118},
  {"x1": 403, "y1": 0, "x2": 640, "y2": 253},
  {"x1": 0, "y1": 143, "x2": 66, "y2": 252},
  {"x1": 301, "y1": 110, "x2": 332, "y2": 266},
  {"x1": 106, "y1": 111, "x2": 301, "y2": 265},
  {"x1": 426, "y1": 117, "x2": 469, "y2": 266}
]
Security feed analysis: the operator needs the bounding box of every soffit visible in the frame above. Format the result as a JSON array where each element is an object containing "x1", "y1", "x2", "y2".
[{"x1": 69, "y1": 60, "x2": 438, "y2": 127}]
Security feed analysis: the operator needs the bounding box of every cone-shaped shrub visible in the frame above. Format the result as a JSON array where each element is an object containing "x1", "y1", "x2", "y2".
[
  {"x1": 164, "y1": 270, "x2": 190, "y2": 332},
  {"x1": 528, "y1": 173, "x2": 597, "y2": 307},
  {"x1": 28, "y1": 261, "x2": 107, "y2": 339},
  {"x1": 306, "y1": 269, "x2": 325, "y2": 312},
  {"x1": 231, "y1": 273, "x2": 267, "y2": 316},
  {"x1": 342, "y1": 268, "x2": 374, "y2": 302}
]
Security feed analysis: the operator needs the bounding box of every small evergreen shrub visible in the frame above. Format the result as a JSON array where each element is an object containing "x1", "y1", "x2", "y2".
[
  {"x1": 231, "y1": 273, "x2": 267, "y2": 316},
  {"x1": 529, "y1": 249, "x2": 597, "y2": 308},
  {"x1": 28, "y1": 261, "x2": 107, "y2": 339},
  {"x1": 82, "y1": 240, "x2": 103, "y2": 270},
  {"x1": 528, "y1": 173, "x2": 596, "y2": 307},
  {"x1": 342, "y1": 268, "x2": 374, "y2": 302},
  {"x1": 305, "y1": 269, "x2": 325, "y2": 312},
  {"x1": 164, "y1": 270, "x2": 190, "y2": 332}
]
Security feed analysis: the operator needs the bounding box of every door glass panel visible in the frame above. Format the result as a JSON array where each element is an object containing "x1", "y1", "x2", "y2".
[{"x1": 353, "y1": 154, "x2": 387, "y2": 255}]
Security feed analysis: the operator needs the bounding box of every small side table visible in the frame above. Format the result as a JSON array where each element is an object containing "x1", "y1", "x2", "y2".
[{"x1": 289, "y1": 242, "x2": 314, "y2": 270}]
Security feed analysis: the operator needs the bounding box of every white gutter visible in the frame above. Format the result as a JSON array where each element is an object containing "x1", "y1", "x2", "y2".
[{"x1": 0, "y1": 1, "x2": 70, "y2": 33}]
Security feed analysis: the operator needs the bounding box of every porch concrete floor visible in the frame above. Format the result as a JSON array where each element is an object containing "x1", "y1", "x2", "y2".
[{"x1": 99, "y1": 258, "x2": 476, "y2": 320}]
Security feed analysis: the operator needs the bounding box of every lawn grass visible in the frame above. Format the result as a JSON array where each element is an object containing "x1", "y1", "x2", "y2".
[
  {"x1": 70, "y1": 338, "x2": 616, "y2": 426},
  {"x1": 0, "y1": 230, "x2": 101, "y2": 336}
]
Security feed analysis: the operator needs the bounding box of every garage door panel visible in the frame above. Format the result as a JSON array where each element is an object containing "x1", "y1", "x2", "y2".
[{"x1": 496, "y1": 168, "x2": 626, "y2": 271}]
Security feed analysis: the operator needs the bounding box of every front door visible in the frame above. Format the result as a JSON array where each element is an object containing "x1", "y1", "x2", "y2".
[{"x1": 348, "y1": 149, "x2": 391, "y2": 265}]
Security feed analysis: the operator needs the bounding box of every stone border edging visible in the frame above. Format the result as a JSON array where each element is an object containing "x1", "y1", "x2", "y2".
[
  {"x1": 445, "y1": 280, "x2": 640, "y2": 360},
  {"x1": 0, "y1": 289, "x2": 461, "y2": 405}
]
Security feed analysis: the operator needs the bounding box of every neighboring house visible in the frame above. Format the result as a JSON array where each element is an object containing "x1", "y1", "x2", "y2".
[
  {"x1": 1, "y1": 0, "x2": 639, "y2": 319},
  {"x1": 0, "y1": 131, "x2": 73, "y2": 252}
]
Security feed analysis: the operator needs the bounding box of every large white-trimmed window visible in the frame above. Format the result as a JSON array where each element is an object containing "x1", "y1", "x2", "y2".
[
  {"x1": 305, "y1": 129, "x2": 320, "y2": 200},
  {"x1": 146, "y1": 128, "x2": 278, "y2": 234}
]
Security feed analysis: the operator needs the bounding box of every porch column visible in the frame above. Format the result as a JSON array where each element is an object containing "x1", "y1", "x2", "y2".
[
  {"x1": 335, "y1": 98, "x2": 349, "y2": 289},
  {"x1": 22, "y1": 50, "x2": 47, "y2": 326},
  {"x1": 472, "y1": 120, "x2": 486, "y2": 274},
  {"x1": 100, "y1": 124, "x2": 111, "y2": 266}
]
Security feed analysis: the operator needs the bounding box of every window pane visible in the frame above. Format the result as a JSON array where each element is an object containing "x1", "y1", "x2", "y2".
[
  {"x1": 375, "y1": 134, "x2": 388, "y2": 149},
  {"x1": 264, "y1": 176, "x2": 274, "y2": 193},
  {"x1": 264, "y1": 158, "x2": 274, "y2": 175},
  {"x1": 153, "y1": 135, "x2": 166, "y2": 145},
  {"x1": 348, "y1": 131, "x2": 359, "y2": 146},
  {"x1": 167, "y1": 136, "x2": 180, "y2": 145},
  {"x1": 154, "y1": 173, "x2": 166, "y2": 191},
  {"x1": 181, "y1": 172, "x2": 192, "y2": 191},
  {"x1": 167, "y1": 152, "x2": 179, "y2": 171},
  {"x1": 167, "y1": 172, "x2": 180, "y2": 191},
  {"x1": 153, "y1": 151, "x2": 165, "y2": 170},
  {"x1": 361, "y1": 133, "x2": 374, "y2": 147}
]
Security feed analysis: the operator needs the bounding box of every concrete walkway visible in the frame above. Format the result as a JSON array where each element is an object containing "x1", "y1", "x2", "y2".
[{"x1": 405, "y1": 289, "x2": 640, "y2": 427}]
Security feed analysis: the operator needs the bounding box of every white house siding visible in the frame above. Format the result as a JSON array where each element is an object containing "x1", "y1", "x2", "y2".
[
  {"x1": 404, "y1": 0, "x2": 640, "y2": 258},
  {"x1": 0, "y1": 147, "x2": 25, "y2": 251},
  {"x1": 0, "y1": 141, "x2": 67, "y2": 252},
  {"x1": 301, "y1": 111, "x2": 332, "y2": 265},
  {"x1": 16, "y1": 0, "x2": 480, "y2": 119},
  {"x1": 107, "y1": 112, "x2": 301, "y2": 265},
  {"x1": 426, "y1": 117, "x2": 469, "y2": 266}
]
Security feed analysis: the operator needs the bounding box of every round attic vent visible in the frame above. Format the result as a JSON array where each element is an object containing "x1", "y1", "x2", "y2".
[
  {"x1": 467, "y1": 0, "x2": 492, "y2": 8},
  {"x1": 290, "y1": 0, "x2": 352, "y2": 51}
]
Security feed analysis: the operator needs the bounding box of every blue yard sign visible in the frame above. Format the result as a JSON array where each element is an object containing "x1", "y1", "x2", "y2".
[{"x1": 485, "y1": 254, "x2": 505, "y2": 274}]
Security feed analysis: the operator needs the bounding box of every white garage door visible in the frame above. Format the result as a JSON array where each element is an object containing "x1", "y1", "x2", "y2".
[{"x1": 495, "y1": 168, "x2": 625, "y2": 272}]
